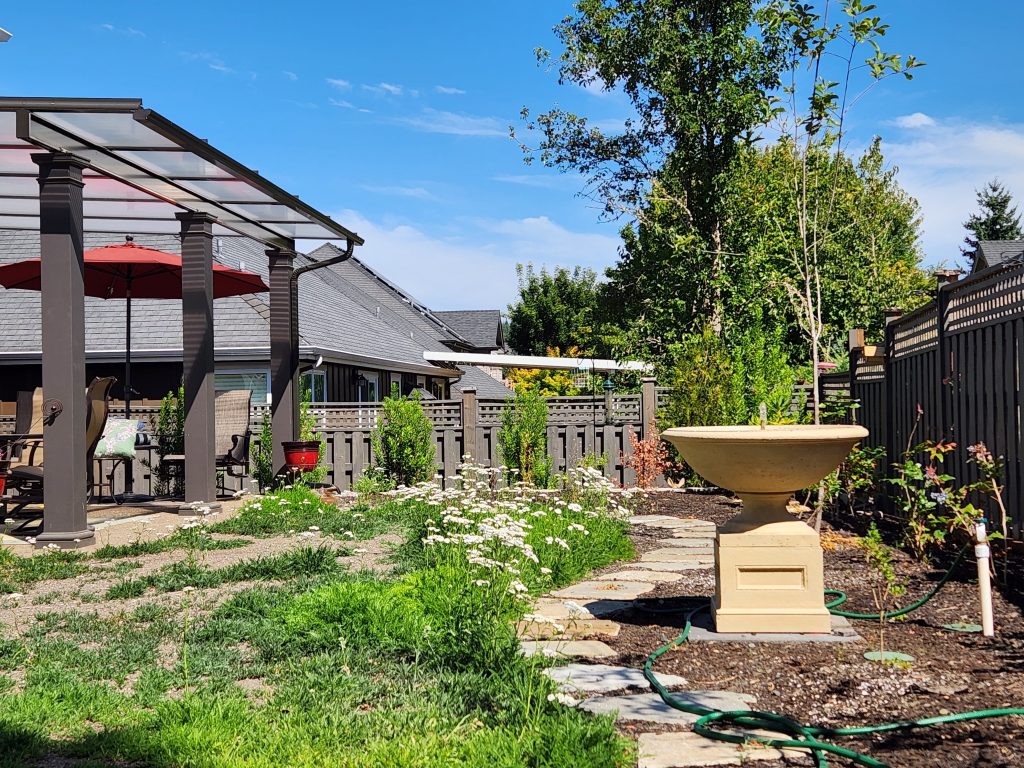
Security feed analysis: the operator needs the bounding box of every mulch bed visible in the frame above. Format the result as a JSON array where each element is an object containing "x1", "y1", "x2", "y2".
[{"x1": 602, "y1": 492, "x2": 1024, "y2": 767}]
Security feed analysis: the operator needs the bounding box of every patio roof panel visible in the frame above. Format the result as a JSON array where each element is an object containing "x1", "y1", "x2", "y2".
[{"x1": 0, "y1": 98, "x2": 363, "y2": 249}]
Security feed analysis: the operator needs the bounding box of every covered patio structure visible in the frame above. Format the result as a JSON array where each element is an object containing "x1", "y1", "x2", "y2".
[{"x1": 0, "y1": 97, "x2": 362, "y2": 548}]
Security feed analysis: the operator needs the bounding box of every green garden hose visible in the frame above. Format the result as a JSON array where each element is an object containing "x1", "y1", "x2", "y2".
[{"x1": 641, "y1": 549, "x2": 1023, "y2": 767}]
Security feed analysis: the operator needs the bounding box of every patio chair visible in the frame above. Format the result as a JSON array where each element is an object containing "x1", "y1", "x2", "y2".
[
  {"x1": 161, "y1": 389, "x2": 253, "y2": 496},
  {"x1": 6, "y1": 388, "x2": 44, "y2": 467},
  {"x1": 1, "y1": 377, "x2": 116, "y2": 529}
]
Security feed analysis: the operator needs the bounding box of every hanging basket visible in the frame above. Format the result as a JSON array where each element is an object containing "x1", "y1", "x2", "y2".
[{"x1": 282, "y1": 440, "x2": 320, "y2": 472}]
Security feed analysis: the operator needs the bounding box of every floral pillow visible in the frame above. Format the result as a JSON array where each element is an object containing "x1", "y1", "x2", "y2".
[{"x1": 95, "y1": 419, "x2": 141, "y2": 459}]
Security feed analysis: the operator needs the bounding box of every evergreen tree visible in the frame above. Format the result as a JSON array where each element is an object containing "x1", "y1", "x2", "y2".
[{"x1": 962, "y1": 180, "x2": 1023, "y2": 266}]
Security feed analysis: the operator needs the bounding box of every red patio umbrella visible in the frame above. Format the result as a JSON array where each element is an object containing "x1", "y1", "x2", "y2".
[{"x1": 0, "y1": 236, "x2": 269, "y2": 498}]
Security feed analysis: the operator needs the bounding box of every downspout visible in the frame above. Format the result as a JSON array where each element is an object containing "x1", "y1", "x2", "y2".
[{"x1": 291, "y1": 238, "x2": 355, "y2": 282}]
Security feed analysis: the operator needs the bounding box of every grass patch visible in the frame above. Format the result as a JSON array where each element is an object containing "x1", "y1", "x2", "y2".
[
  {"x1": 105, "y1": 545, "x2": 346, "y2": 599},
  {"x1": 0, "y1": 547, "x2": 89, "y2": 594},
  {"x1": 210, "y1": 485, "x2": 412, "y2": 540},
  {"x1": 0, "y1": 481, "x2": 635, "y2": 768},
  {"x1": 93, "y1": 527, "x2": 251, "y2": 560}
]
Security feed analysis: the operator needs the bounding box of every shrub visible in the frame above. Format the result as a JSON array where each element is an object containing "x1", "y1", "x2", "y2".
[
  {"x1": 622, "y1": 423, "x2": 668, "y2": 489},
  {"x1": 250, "y1": 412, "x2": 275, "y2": 493},
  {"x1": 660, "y1": 326, "x2": 742, "y2": 428},
  {"x1": 352, "y1": 466, "x2": 396, "y2": 494},
  {"x1": 371, "y1": 384, "x2": 436, "y2": 487},
  {"x1": 153, "y1": 385, "x2": 185, "y2": 495},
  {"x1": 498, "y1": 390, "x2": 551, "y2": 487}
]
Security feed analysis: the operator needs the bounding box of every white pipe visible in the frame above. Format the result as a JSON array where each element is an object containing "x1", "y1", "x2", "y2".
[{"x1": 975, "y1": 522, "x2": 995, "y2": 637}]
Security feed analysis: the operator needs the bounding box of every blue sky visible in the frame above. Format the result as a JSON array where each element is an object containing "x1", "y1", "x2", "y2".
[{"x1": 2, "y1": 2, "x2": 1023, "y2": 310}]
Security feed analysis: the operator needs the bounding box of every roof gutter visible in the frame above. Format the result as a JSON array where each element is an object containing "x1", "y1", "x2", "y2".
[{"x1": 292, "y1": 239, "x2": 355, "y2": 281}]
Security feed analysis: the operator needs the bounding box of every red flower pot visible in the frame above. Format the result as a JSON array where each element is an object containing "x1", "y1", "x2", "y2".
[{"x1": 282, "y1": 441, "x2": 320, "y2": 472}]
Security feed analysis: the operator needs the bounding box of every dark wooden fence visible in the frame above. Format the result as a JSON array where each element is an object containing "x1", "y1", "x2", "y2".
[
  {"x1": 1, "y1": 379, "x2": 663, "y2": 494},
  {"x1": 844, "y1": 261, "x2": 1024, "y2": 536}
]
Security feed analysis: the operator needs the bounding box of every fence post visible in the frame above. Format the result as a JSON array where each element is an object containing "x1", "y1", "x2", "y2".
[
  {"x1": 883, "y1": 308, "x2": 903, "y2": 486},
  {"x1": 461, "y1": 387, "x2": 478, "y2": 462},
  {"x1": 848, "y1": 329, "x2": 864, "y2": 424},
  {"x1": 641, "y1": 376, "x2": 657, "y2": 438},
  {"x1": 935, "y1": 273, "x2": 957, "y2": 442}
]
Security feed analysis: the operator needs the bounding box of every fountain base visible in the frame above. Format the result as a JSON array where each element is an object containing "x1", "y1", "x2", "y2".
[{"x1": 713, "y1": 516, "x2": 831, "y2": 634}]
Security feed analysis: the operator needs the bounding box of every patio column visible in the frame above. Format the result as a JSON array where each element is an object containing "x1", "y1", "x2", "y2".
[
  {"x1": 268, "y1": 246, "x2": 298, "y2": 474},
  {"x1": 33, "y1": 152, "x2": 93, "y2": 549},
  {"x1": 176, "y1": 211, "x2": 220, "y2": 511}
]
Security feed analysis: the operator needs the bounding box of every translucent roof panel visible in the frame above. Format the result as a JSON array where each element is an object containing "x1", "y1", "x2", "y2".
[{"x1": 0, "y1": 98, "x2": 362, "y2": 249}]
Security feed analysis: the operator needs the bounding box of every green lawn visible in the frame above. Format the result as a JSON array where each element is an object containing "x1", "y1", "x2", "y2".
[{"x1": 0, "y1": 474, "x2": 635, "y2": 767}]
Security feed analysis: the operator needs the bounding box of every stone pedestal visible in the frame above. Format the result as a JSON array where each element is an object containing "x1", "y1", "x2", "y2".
[{"x1": 712, "y1": 493, "x2": 830, "y2": 634}]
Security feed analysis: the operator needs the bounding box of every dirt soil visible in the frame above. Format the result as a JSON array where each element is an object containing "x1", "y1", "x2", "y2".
[{"x1": 599, "y1": 492, "x2": 1024, "y2": 768}]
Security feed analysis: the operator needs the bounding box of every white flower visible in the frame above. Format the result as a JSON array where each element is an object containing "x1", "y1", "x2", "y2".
[
  {"x1": 473, "y1": 579, "x2": 490, "y2": 587},
  {"x1": 353, "y1": 548, "x2": 368, "y2": 554},
  {"x1": 540, "y1": 567, "x2": 552, "y2": 575},
  {"x1": 182, "y1": 586, "x2": 196, "y2": 593},
  {"x1": 567, "y1": 503, "x2": 583, "y2": 513},
  {"x1": 308, "y1": 526, "x2": 320, "y2": 532},
  {"x1": 541, "y1": 648, "x2": 558, "y2": 658}
]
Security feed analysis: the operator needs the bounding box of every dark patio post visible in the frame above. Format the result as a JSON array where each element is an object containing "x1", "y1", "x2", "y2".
[
  {"x1": 176, "y1": 211, "x2": 220, "y2": 511},
  {"x1": 33, "y1": 152, "x2": 93, "y2": 548},
  {"x1": 268, "y1": 247, "x2": 298, "y2": 474}
]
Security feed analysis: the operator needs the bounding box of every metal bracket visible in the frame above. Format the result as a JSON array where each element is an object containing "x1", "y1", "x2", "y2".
[{"x1": 42, "y1": 398, "x2": 63, "y2": 425}]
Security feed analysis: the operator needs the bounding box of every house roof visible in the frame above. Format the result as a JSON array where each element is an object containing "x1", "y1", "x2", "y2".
[
  {"x1": 451, "y1": 364, "x2": 514, "y2": 398},
  {"x1": 0, "y1": 230, "x2": 455, "y2": 377},
  {"x1": 976, "y1": 240, "x2": 1024, "y2": 271},
  {"x1": 433, "y1": 309, "x2": 504, "y2": 350}
]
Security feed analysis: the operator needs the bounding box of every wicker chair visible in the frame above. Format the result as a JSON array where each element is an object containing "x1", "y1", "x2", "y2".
[{"x1": 162, "y1": 389, "x2": 252, "y2": 496}]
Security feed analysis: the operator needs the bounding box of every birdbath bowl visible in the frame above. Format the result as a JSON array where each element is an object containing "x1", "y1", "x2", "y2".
[{"x1": 662, "y1": 424, "x2": 868, "y2": 634}]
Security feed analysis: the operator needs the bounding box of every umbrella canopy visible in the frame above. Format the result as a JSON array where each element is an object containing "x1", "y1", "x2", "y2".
[{"x1": 0, "y1": 240, "x2": 268, "y2": 299}]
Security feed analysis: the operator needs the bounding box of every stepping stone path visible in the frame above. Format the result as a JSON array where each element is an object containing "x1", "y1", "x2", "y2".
[
  {"x1": 523, "y1": 514, "x2": 807, "y2": 766},
  {"x1": 544, "y1": 663, "x2": 686, "y2": 694},
  {"x1": 519, "y1": 639, "x2": 617, "y2": 659},
  {"x1": 579, "y1": 691, "x2": 755, "y2": 725},
  {"x1": 551, "y1": 580, "x2": 656, "y2": 601}
]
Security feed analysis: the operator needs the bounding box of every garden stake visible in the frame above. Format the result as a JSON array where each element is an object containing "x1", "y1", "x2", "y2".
[{"x1": 975, "y1": 521, "x2": 995, "y2": 636}]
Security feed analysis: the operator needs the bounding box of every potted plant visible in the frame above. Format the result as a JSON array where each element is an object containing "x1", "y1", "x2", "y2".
[{"x1": 281, "y1": 440, "x2": 321, "y2": 472}]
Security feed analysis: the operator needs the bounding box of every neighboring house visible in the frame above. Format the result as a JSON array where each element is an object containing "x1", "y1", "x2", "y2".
[
  {"x1": 0, "y1": 231, "x2": 512, "y2": 403},
  {"x1": 974, "y1": 240, "x2": 1024, "y2": 272},
  {"x1": 433, "y1": 309, "x2": 507, "y2": 386}
]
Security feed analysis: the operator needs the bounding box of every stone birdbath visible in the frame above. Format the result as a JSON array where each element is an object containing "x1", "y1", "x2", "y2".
[{"x1": 661, "y1": 424, "x2": 868, "y2": 634}]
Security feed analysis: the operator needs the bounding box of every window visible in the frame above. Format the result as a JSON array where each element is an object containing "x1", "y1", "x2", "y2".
[
  {"x1": 215, "y1": 369, "x2": 269, "y2": 404},
  {"x1": 431, "y1": 379, "x2": 445, "y2": 399},
  {"x1": 356, "y1": 370, "x2": 379, "y2": 402},
  {"x1": 302, "y1": 370, "x2": 327, "y2": 403}
]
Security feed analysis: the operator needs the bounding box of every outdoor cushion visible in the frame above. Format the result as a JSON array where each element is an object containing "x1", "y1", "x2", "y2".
[{"x1": 95, "y1": 418, "x2": 141, "y2": 459}]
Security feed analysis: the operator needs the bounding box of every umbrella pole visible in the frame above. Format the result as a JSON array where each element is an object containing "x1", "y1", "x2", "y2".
[{"x1": 120, "y1": 284, "x2": 153, "y2": 503}]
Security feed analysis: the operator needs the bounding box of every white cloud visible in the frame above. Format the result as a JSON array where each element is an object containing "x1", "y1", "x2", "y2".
[
  {"x1": 884, "y1": 116, "x2": 1024, "y2": 267},
  {"x1": 363, "y1": 82, "x2": 403, "y2": 96},
  {"x1": 321, "y1": 210, "x2": 620, "y2": 309},
  {"x1": 329, "y1": 98, "x2": 356, "y2": 109},
  {"x1": 179, "y1": 51, "x2": 232, "y2": 73},
  {"x1": 361, "y1": 185, "x2": 437, "y2": 201},
  {"x1": 326, "y1": 78, "x2": 351, "y2": 90},
  {"x1": 891, "y1": 112, "x2": 936, "y2": 129},
  {"x1": 492, "y1": 173, "x2": 583, "y2": 190},
  {"x1": 284, "y1": 71, "x2": 298, "y2": 81},
  {"x1": 398, "y1": 108, "x2": 507, "y2": 137},
  {"x1": 434, "y1": 85, "x2": 466, "y2": 95},
  {"x1": 100, "y1": 23, "x2": 145, "y2": 37}
]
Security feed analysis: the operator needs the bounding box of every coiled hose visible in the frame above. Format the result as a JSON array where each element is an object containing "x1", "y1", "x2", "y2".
[{"x1": 642, "y1": 548, "x2": 1023, "y2": 767}]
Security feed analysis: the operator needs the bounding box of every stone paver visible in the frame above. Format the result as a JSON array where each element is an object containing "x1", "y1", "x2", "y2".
[
  {"x1": 664, "y1": 529, "x2": 718, "y2": 539},
  {"x1": 544, "y1": 663, "x2": 687, "y2": 694},
  {"x1": 529, "y1": 598, "x2": 596, "y2": 620},
  {"x1": 578, "y1": 691, "x2": 756, "y2": 725},
  {"x1": 517, "y1": 617, "x2": 621, "y2": 639},
  {"x1": 595, "y1": 570, "x2": 683, "y2": 583},
  {"x1": 519, "y1": 639, "x2": 617, "y2": 659},
  {"x1": 654, "y1": 538, "x2": 714, "y2": 549},
  {"x1": 631, "y1": 560, "x2": 713, "y2": 571},
  {"x1": 642, "y1": 548, "x2": 715, "y2": 563},
  {"x1": 637, "y1": 731, "x2": 789, "y2": 767},
  {"x1": 687, "y1": 613, "x2": 861, "y2": 643},
  {"x1": 550, "y1": 580, "x2": 655, "y2": 601}
]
